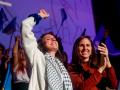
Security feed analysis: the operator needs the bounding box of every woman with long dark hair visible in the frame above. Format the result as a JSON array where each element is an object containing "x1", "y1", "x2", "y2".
[{"x1": 68, "y1": 35, "x2": 117, "y2": 90}]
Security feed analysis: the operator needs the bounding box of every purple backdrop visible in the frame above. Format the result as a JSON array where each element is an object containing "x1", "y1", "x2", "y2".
[{"x1": 0, "y1": 0, "x2": 96, "y2": 63}]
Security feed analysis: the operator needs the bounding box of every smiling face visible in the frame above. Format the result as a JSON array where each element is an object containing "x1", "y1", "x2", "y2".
[
  {"x1": 78, "y1": 38, "x2": 92, "y2": 63},
  {"x1": 42, "y1": 34, "x2": 58, "y2": 52}
]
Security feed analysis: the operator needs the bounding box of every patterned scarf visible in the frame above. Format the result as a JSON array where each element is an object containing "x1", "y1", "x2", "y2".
[{"x1": 45, "y1": 53, "x2": 73, "y2": 90}]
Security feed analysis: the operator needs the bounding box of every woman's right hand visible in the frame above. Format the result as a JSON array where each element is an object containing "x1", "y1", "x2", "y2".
[
  {"x1": 15, "y1": 36, "x2": 21, "y2": 42},
  {"x1": 38, "y1": 9, "x2": 49, "y2": 19}
]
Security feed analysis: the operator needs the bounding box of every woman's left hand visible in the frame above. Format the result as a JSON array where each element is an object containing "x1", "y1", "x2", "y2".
[{"x1": 98, "y1": 43, "x2": 112, "y2": 68}]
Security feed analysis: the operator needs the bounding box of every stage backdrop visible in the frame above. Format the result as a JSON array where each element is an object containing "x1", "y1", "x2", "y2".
[{"x1": 0, "y1": 0, "x2": 96, "y2": 63}]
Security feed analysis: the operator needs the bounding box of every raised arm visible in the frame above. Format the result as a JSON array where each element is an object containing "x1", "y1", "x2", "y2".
[
  {"x1": 13, "y1": 36, "x2": 20, "y2": 67},
  {"x1": 21, "y1": 9, "x2": 49, "y2": 90},
  {"x1": 21, "y1": 9, "x2": 49, "y2": 64}
]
